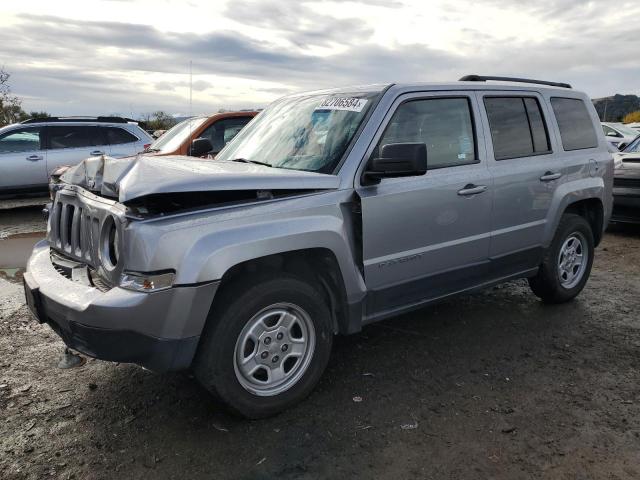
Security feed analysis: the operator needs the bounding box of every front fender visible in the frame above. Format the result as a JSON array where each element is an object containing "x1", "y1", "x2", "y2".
[
  {"x1": 124, "y1": 193, "x2": 366, "y2": 305},
  {"x1": 183, "y1": 215, "x2": 365, "y2": 303}
]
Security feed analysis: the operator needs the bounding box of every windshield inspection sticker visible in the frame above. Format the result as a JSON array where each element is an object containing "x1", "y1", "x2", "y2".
[{"x1": 315, "y1": 97, "x2": 368, "y2": 112}]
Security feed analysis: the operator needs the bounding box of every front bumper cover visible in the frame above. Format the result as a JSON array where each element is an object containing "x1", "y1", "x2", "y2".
[{"x1": 25, "y1": 241, "x2": 219, "y2": 372}]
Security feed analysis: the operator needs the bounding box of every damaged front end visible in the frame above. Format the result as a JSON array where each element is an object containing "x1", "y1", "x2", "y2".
[{"x1": 52, "y1": 154, "x2": 341, "y2": 217}]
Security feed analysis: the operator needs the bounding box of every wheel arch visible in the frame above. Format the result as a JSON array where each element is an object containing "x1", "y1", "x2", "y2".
[
  {"x1": 212, "y1": 248, "x2": 354, "y2": 335},
  {"x1": 563, "y1": 198, "x2": 605, "y2": 246},
  {"x1": 545, "y1": 178, "x2": 606, "y2": 247}
]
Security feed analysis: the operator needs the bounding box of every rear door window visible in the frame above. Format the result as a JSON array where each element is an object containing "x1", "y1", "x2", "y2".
[
  {"x1": 47, "y1": 126, "x2": 105, "y2": 150},
  {"x1": 105, "y1": 127, "x2": 138, "y2": 145},
  {"x1": 550, "y1": 98, "x2": 598, "y2": 151},
  {"x1": 484, "y1": 97, "x2": 551, "y2": 160},
  {"x1": 0, "y1": 127, "x2": 43, "y2": 153}
]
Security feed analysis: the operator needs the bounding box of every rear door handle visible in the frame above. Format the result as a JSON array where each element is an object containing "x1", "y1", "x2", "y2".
[
  {"x1": 457, "y1": 184, "x2": 487, "y2": 196},
  {"x1": 26, "y1": 155, "x2": 43, "y2": 161},
  {"x1": 540, "y1": 171, "x2": 562, "y2": 182},
  {"x1": 90, "y1": 150, "x2": 105, "y2": 156}
]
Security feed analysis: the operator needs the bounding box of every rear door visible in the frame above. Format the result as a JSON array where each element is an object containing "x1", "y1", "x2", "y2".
[
  {"x1": 44, "y1": 125, "x2": 109, "y2": 175},
  {"x1": 356, "y1": 91, "x2": 493, "y2": 317},
  {"x1": 478, "y1": 91, "x2": 563, "y2": 276},
  {"x1": 0, "y1": 126, "x2": 47, "y2": 192}
]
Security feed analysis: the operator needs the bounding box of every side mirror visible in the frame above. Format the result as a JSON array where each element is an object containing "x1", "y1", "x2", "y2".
[
  {"x1": 365, "y1": 143, "x2": 427, "y2": 182},
  {"x1": 618, "y1": 142, "x2": 628, "y2": 151},
  {"x1": 190, "y1": 137, "x2": 214, "y2": 157}
]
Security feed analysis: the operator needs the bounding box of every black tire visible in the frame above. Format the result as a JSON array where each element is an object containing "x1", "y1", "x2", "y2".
[
  {"x1": 193, "y1": 274, "x2": 333, "y2": 419},
  {"x1": 528, "y1": 213, "x2": 594, "y2": 304}
]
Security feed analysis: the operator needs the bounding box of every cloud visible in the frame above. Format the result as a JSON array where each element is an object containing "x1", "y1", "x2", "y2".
[
  {"x1": 0, "y1": 0, "x2": 639, "y2": 116},
  {"x1": 222, "y1": 0, "x2": 374, "y2": 49}
]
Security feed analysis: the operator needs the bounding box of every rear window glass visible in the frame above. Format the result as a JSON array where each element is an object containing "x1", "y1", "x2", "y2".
[
  {"x1": 48, "y1": 126, "x2": 104, "y2": 150},
  {"x1": 550, "y1": 98, "x2": 598, "y2": 151},
  {"x1": 484, "y1": 97, "x2": 550, "y2": 160},
  {"x1": 106, "y1": 127, "x2": 138, "y2": 145}
]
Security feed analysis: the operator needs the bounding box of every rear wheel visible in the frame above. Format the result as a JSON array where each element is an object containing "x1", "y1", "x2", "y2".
[
  {"x1": 528, "y1": 213, "x2": 594, "y2": 303},
  {"x1": 193, "y1": 275, "x2": 333, "y2": 418}
]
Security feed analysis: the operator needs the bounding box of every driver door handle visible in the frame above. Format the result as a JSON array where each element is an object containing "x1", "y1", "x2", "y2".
[
  {"x1": 26, "y1": 155, "x2": 43, "y2": 161},
  {"x1": 540, "y1": 171, "x2": 562, "y2": 182},
  {"x1": 457, "y1": 184, "x2": 487, "y2": 196}
]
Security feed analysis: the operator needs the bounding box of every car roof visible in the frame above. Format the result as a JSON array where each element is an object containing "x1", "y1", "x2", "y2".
[{"x1": 287, "y1": 80, "x2": 586, "y2": 99}]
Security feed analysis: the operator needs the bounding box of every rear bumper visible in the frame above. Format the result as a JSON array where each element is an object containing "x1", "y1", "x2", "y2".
[
  {"x1": 25, "y1": 241, "x2": 219, "y2": 372},
  {"x1": 612, "y1": 187, "x2": 640, "y2": 223}
]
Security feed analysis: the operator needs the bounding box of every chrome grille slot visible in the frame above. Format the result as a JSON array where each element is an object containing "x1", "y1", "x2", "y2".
[
  {"x1": 71, "y1": 206, "x2": 81, "y2": 255},
  {"x1": 48, "y1": 186, "x2": 127, "y2": 287}
]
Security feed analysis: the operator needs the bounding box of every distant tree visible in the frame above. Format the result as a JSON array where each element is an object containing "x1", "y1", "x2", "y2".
[
  {"x1": 623, "y1": 111, "x2": 640, "y2": 124},
  {"x1": 0, "y1": 68, "x2": 28, "y2": 126},
  {"x1": 140, "y1": 111, "x2": 177, "y2": 130},
  {"x1": 27, "y1": 111, "x2": 51, "y2": 120},
  {"x1": 0, "y1": 69, "x2": 51, "y2": 126}
]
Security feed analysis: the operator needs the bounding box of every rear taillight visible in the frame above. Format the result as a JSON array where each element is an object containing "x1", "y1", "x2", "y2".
[{"x1": 143, "y1": 143, "x2": 151, "y2": 150}]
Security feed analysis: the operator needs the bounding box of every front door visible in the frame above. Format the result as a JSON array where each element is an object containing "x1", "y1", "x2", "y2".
[
  {"x1": 356, "y1": 92, "x2": 493, "y2": 318},
  {"x1": 0, "y1": 126, "x2": 47, "y2": 193}
]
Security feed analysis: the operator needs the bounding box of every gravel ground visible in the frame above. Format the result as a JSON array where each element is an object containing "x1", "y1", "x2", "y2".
[
  {"x1": 0, "y1": 214, "x2": 639, "y2": 479},
  {"x1": 0, "y1": 197, "x2": 48, "y2": 213}
]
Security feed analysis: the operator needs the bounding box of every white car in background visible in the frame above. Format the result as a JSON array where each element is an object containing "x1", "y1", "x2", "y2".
[
  {"x1": 0, "y1": 117, "x2": 153, "y2": 198},
  {"x1": 601, "y1": 122, "x2": 639, "y2": 151}
]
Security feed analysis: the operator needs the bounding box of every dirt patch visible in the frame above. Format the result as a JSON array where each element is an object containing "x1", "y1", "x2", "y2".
[{"x1": 1, "y1": 226, "x2": 639, "y2": 479}]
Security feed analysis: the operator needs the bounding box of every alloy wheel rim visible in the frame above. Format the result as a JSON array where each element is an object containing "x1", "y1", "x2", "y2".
[
  {"x1": 557, "y1": 232, "x2": 588, "y2": 289},
  {"x1": 233, "y1": 302, "x2": 316, "y2": 396}
]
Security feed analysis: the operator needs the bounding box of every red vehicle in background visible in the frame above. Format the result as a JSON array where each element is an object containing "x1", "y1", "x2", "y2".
[{"x1": 144, "y1": 111, "x2": 258, "y2": 158}]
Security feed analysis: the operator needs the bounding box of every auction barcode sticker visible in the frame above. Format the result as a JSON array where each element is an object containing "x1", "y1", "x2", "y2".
[{"x1": 315, "y1": 97, "x2": 368, "y2": 112}]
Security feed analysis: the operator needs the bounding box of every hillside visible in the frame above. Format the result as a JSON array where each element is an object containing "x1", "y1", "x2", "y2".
[{"x1": 592, "y1": 94, "x2": 640, "y2": 122}]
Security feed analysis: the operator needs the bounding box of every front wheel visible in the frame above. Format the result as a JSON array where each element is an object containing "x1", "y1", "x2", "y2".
[
  {"x1": 528, "y1": 213, "x2": 594, "y2": 303},
  {"x1": 193, "y1": 275, "x2": 333, "y2": 419}
]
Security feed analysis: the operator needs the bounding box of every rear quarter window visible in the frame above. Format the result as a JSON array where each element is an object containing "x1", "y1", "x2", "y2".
[
  {"x1": 550, "y1": 97, "x2": 598, "y2": 151},
  {"x1": 105, "y1": 127, "x2": 139, "y2": 145}
]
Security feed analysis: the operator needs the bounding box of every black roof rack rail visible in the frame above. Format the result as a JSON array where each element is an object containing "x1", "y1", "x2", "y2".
[
  {"x1": 459, "y1": 75, "x2": 572, "y2": 89},
  {"x1": 21, "y1": 116, "x2": 138, "y2": 125}
]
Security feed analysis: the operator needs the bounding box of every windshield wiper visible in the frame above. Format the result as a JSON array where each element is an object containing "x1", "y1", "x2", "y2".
[{"x1": 230, "y1": 158, "x2": 273, "y2": 167}]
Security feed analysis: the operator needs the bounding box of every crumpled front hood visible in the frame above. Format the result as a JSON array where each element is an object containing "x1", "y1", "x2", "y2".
[{"x1": 60, "y1": 155, "x2": 341, "y2": 202}]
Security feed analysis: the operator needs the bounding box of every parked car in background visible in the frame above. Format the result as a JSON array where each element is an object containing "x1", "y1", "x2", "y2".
[
  {"x1": 612, "y1": 135, "x2": 640, "y2": 223},
  {"x1": 48, "y1": 112, "x2": 259, "y2": 199},
  {"x1": 626, "y1": 122, "x2": 640, "y2": 131},
  {"x1": 0, "y1": 117, "x2": 152, "y2": 198},
  {"x1": 26, "y1": 75, "x2": 612, "y2": 418},
  {"x1": 144, "y1": 111, "x2": 258, "y2": 158},
  {"x1": 601, "y1": 122, "x2": 639, "y2": 151}
]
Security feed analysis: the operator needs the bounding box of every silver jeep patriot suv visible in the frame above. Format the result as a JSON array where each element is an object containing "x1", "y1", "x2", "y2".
[{"x1": 25, "y1": 76, "x2": 613, "y2": 418}]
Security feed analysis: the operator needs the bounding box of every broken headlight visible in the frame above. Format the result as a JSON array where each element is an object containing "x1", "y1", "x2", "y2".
[{"x1": 120, "y1": 271, "x2": 175, "y2": 292}]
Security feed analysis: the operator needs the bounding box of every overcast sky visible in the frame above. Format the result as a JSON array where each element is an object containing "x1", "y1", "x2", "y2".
[{"x1": 1, "y1": 0, "x2": 638, "y2": 117}]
